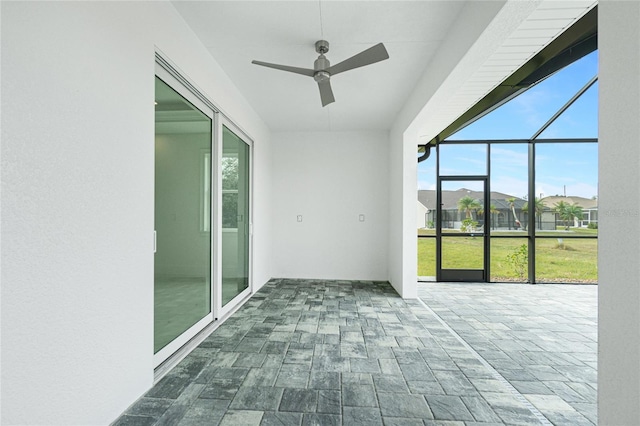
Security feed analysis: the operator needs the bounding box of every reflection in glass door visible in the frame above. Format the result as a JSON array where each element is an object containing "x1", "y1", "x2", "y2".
[
  {"x1": 437, "y1": 178, "x2": 489, "y2": 281},
  {"x1": 154, "y1": 76, "x2": 213, "y2": 359},
  {"x1": 221, "y1": 126, "x2": 250, "y2": 306}
]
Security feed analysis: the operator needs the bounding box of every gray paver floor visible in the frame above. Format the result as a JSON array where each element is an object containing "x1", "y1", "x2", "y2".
[
  {"x1": 113, "y1": 279, "x2": 597, "y2": 426},
  {"x1": 418, "y1": 282, "x2": 597, "y2": 425}
]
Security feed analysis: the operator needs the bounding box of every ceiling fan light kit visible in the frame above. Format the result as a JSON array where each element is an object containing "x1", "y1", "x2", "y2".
[{"x1": 252, "y1": 40, "x2": 389, "y2": 107}]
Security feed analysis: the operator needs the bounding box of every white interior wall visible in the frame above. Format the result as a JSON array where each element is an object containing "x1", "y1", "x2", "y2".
[
  {"x1": 0, "y1": 2, "x2": 271, "y2": 425},
  {"x1": 271, "y1": 131, "x2": 389, "y2": 281},
  {"x1": 252, "y1": 129, "x2": 273, "y2": 288},
  {"x1": 598, "y1": 1, "x2": 640, "y2": 423}
]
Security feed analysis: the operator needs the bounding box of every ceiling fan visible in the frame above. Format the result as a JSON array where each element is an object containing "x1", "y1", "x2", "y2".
[{"x1": 252, "y1": 40, "x2": 389, "y2": 107}]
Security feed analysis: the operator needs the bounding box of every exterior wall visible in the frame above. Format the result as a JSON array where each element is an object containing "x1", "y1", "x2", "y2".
[
  {"x1": 0, "y1": 2, "x2": 271, "y2": 425},
  {"x1": 271, "y1": 131, "x2": 389, "y2": 281},
  {"x1": 598, "y1": 1, "x2": 640, "y2": 423}
]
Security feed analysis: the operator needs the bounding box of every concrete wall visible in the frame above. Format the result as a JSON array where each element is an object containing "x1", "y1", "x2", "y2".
[
  {"x1": 271, "y1": 131, "x2": 389, "y2": 281},
  {"x1": 0, "y1": 2, "x2": 271, "y2": 424},
  {"x1": 598, "y1": 1, "x2": 640, "y2": 424}
]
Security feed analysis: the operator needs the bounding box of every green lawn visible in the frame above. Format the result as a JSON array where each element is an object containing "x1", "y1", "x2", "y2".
[{"x1": 418, "y1": 233, "x2": 597, "y2": 283}]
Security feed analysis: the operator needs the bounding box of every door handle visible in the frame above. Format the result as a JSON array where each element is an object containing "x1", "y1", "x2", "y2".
[{"x1": 153, "y1": 230, "x2": 157, "y2": 253}]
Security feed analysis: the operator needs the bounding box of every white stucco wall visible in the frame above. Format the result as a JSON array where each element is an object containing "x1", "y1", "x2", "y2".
[
  {"x1": 0, "y1": 2, "x2": 271, "y2": 425},
  {"x1": 598, "y1": 1, "x2": 640, "y2": 424},
  {"x1": 271, "y1": 131, "x2": 389, "y2": 281}
]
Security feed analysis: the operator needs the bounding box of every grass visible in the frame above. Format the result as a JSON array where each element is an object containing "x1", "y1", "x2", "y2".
[{"x1": 418, "y1": 230, "x2": 597, "y2": 283}]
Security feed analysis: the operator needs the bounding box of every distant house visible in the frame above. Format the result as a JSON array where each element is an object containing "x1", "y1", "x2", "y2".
[
  {"x1": 417, "y1": 200, "x2": 430, "y2": 229},
  {"x1": 417, "y1": 190, "x2": 599, "y2": 231},
  {"x1": 541, "y1": 195, "x2": 598, "y2": 228},
  {"x1": 417, "y1": 188, "x2": 527, "y2": 231}
]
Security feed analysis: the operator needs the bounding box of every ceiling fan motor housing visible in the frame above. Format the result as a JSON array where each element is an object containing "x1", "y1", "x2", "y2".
[
  {"x1": 314, "y1": 55, "x2": 330, "y2": 74},
  {"x1": 314, "y1": 40, "x2": 331, "y2": 81}
]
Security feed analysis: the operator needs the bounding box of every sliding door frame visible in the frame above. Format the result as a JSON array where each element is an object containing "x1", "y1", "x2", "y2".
[
  {"x1": 153, "y1": 63, "x2": 216, "y2": 367},
  {"x1": 216, "y1": 117, "x2": 253, "y2": 319},
  {"x1": 154, "y1": 54, "x2": 253, "y2": 367}
]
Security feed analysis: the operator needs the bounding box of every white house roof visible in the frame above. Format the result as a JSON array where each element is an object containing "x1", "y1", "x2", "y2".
[{"x1": 541, "y1": 195, "x2": 598, "y2": 209}]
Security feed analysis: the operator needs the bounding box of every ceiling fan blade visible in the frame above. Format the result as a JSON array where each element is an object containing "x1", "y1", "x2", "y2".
[
  {"x1": 251, "y1": 60, "x2": 315, "y2": 77},
  {"x1": 327, "y1": 43, "x2": 389, "y2": 76},
  {"x1": 318, "y1": 79, "x2": 335, "y2": 107}
]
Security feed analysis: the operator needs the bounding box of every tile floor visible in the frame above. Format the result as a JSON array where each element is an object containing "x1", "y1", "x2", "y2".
[
  {"x1": 418, "y1": 283, "x2": 597, "y2": 426},
  {"x1": 114, "y1": 279, "x2": 597, "y2": 425}
]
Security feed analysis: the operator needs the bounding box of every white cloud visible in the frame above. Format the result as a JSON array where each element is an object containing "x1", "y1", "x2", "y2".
[
  {"x1": 417, "y1": 181, "x2": 436, "y2": 191},
  {"x1": 491, "y1": 176, "x2": 528, "y2": 199},
  {"x1": 536, "y1": 181, "x2": 598, "y2": 198}
]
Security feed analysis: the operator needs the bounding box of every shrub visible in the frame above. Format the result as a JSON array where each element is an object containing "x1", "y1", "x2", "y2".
[
  {"x1": 506, "y1": 244, "x2": 527, "y2": 280},
  {"x1": 587, "y1": 222, "x2": 598, "y2": 229},
  {"x1": 460, "y1": 218, "x2": 478, "y2": 232}
]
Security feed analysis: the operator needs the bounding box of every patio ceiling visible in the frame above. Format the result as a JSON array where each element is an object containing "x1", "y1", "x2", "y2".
[{"x1": 171, "y1": 1, "x2": 596, "y2": 135}]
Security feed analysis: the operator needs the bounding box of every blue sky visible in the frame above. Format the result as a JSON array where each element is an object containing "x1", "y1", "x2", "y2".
[{"x1": 418, "y1": 51, "x2": 598, "y2": 199}]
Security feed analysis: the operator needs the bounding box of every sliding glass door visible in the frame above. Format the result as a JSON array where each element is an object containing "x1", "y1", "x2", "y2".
[
  {"x1": 154, "y1": 73, "x2": 214, "y2": 364},
  {"x1": 220, "y1": 125, "x2": 251, "y2": 309},
  {"x1": 154, "y1": 60, "x2": 253, "y2": 366}
]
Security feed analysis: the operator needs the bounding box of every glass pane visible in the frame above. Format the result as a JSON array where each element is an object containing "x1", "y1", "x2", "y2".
[
  {"x1": 440, "y1": 181, "x2": 485, "y2": 234},
  {"x1": 537, "y1": 81, "x2": 598, "y2": 139},
  {"x1": 535, "y1": 238, "x2": 597, "y2": 283},
  {"x1": 222, "y1": 126, "x2": 250, "y2": 306},
  {"x1": 439, "y1": 144, "x2": 487, "y2": 176},
  {"x1": 490, "y1": 238, "x2": 528, "y2": 282},
  {"x1": 154, "y1": 77, "x2": 211, "y2": 353},
  {"x1": 441, "y1": 236, "x2": 484, "y2": 269},
  {"x1": 417, "y1": 237, "x2": 435, "y2": 277},
  {"x1": 535, "y1": 143, "x2": 598, "y2": 236},
  {"x1": 490, "y1": 144, "x2": 528, "y2": 233},
  {"x1": 449, "y1": 50, "x2": 598, "y2": 140},
  {"x1": 417, "y1": 148, "x2": 436, "y2": 231}
]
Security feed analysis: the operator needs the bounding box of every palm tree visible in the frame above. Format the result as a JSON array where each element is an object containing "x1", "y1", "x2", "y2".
[
  {"x1": 563, "y1": 203, "x2": 584, "y2": 229},
  {"x1": 506, "y1": 197, "x2": 521, "y2": 229},
  {"x1": 457, "y1": 195, "x2": 481, "y2": 219},
  {"x1": 553, "y1": 200, "x2": 569, "y2": 229},
  {"x1": 523, "y1": 197, "x2": 545, "y2": 229},
  {"x1": 554, "y1": 201, "x2": 583, "y2": 230}
]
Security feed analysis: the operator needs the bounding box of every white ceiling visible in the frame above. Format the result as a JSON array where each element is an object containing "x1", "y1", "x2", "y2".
[
  {"x1": 171, "y1": 1, "x2": 465, "y2": 131},
  {"x1": 171, "y1": 1, "x2": 596, "y2": 135}
]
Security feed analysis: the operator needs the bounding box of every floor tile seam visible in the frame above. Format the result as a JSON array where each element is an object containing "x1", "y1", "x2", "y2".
[{"x1": 415, "y1": 296, "x2": 553, "y2": 426}]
